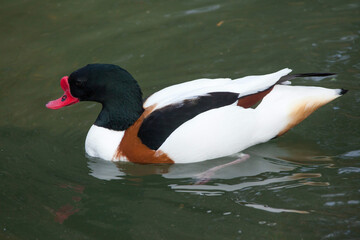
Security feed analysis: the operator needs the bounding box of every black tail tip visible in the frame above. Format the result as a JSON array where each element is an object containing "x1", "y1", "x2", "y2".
[{"x1": 340, "y1": 88, "x2": 348, "y2": 95}]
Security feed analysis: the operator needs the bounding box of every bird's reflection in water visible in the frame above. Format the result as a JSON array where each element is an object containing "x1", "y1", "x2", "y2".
[{"x1": 87, "y1": 140, "x2": 331, "y2": 191}]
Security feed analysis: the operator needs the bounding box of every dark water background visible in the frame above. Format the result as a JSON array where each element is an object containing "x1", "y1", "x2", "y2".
[{"x1": 0, "y1": 0, "x2": 359, "y2": 239}]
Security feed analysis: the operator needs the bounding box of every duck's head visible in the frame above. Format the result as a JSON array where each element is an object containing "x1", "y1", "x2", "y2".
[
  {"x1": 46, "y1": 64, "x2": 144, "y2": 130},
  {"x1": 46, "y1": 64, "x2": 142, "y2": 109}
]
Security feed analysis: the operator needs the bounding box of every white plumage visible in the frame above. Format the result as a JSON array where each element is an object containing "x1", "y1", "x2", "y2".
[
  {"x1": 144, "y1": 68, "x2": 292, "y2": 110},
  {"x1": 158, "y1": 85, "x2": 341, "y2": 163}
]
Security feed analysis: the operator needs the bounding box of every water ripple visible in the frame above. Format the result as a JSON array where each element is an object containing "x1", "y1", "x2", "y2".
[
  {"x1": 338, "y1": 167, "x2": 360, "y2": 174},
  {"x1": 341, "y1": 149, "x2": 360, "y2": 158},
  {"x1": 184, "y1": 4, "x2": 220, "y2": 15},
  {"x1": 243, "y1": 203, "x2": 309, "y2": 214},
  {"x1": 164, "y1": 4, "x2": 221, "y2": 17}
]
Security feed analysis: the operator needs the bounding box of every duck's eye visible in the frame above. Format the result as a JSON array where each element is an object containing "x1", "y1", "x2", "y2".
[{"x1": 75, "y1": 78, "x2": 86, "y2": 87}]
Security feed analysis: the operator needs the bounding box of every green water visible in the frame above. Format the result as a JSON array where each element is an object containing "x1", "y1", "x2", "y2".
[{"x1": 1, "y1": 0, "x2": 359, "y2": 239}]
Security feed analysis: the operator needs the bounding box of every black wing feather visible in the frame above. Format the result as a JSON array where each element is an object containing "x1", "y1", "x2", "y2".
[{"x1": 138, "y1": 92, "x2": 239, "y2": 150}]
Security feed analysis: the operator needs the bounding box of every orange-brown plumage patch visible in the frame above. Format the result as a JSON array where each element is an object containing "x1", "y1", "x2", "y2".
[
  {"x1": 237, "y1": 87, "x2": 273, "y2": 108},
  {"x1": 113, "y1": 105, "x2": 174, "y2": 164},
  {"x1": 277, "y1": 97, "x2": 336, "y2": 136}
]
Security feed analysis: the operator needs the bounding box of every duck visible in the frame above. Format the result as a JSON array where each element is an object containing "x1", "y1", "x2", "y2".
[{"x1": 46, "y1": 64, "x2": 347, "y2": 164}]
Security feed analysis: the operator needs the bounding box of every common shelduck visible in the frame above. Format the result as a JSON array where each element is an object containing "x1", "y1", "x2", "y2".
[{"x1": 46, "y1": 64, "x2": 347, "y2": 164}]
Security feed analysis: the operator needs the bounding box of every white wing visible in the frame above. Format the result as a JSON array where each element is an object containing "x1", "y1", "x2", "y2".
[{"x1": 144, "y1": 68, "x2": 292, "y2": 111}]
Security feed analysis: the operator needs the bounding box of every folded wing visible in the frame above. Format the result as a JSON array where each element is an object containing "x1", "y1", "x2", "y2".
[{"x1": 139, "y1": 68, "x2": 293, "y2": 150}]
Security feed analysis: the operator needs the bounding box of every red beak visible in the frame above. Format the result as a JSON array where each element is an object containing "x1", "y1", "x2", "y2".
[{"x1": 46, "y1": 76, "x2": 79, "y2": 109}]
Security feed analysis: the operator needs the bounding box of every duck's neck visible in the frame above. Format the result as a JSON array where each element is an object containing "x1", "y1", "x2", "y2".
[{"x1": 94, "y1": 100, "x2": 144, "y2": 131}]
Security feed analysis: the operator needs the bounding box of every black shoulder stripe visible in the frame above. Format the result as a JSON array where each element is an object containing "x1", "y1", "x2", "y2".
[{"x1": 138, "y1": 92, "x2": 239, "y2": 150}]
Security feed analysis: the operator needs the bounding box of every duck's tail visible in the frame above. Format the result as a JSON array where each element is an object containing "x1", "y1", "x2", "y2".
[
  {"x1": 253, "y1": 84, "x2": 347, "y2": 141},
  {"x1": 277, "y1": 72, "x2": 337, "y2": 84}
]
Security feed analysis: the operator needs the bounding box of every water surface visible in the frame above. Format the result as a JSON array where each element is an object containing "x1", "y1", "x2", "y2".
[{"x1": 0, "y1": 0, "x2": 359, "y2": 239}]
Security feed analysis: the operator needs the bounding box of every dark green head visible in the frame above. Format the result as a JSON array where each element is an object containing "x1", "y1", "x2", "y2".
[{"x1": 47, "y1": 64, "x2": 144, "y2": 130}]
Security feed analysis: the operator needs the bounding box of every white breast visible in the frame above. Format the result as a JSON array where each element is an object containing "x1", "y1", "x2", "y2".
[{"x1": 85, "y1": 125, "x2": 125, "y2": 161}]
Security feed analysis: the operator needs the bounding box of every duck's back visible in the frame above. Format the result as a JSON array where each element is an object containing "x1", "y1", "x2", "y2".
[{"x1": 115, "y1": 69, "x2": 344, "y2": 163}]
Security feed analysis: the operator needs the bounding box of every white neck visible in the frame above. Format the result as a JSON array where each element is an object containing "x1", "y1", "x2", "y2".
[{"x1": 85, "y1": 125, "x2": 125, "y2": 161}]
